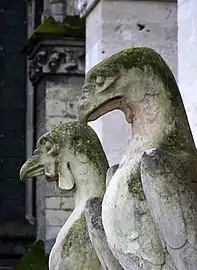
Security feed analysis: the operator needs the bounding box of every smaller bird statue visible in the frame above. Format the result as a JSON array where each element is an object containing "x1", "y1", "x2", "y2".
[{"x1": 20, "y1": 122, "x2": 109, "y2": 270}]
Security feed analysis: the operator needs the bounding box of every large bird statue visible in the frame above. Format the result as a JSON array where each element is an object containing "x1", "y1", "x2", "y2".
[
  {"x1": 20, "y1": 122, "x2": 110, "y2": 269},
  {"x1": 77, "y1": 47, "x2": 197, "y2": 269}
]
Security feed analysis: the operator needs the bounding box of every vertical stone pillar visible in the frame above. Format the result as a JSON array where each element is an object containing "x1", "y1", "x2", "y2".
[
  {"x1": 49, "y1": 0, "x2": 66, "y2": 22},
  {"x1": 42, "y1": 0, "x2": 78, "y2": 22},
  {"x1": 25, "y1": 0, "x2": 37, "y2": 226},
  {"x1": 77, "y1": 0, "x2": 177, "y2": 166},
  {"x1": 25, "y1": 16, "x2": 85, "y2": 252},
  {"x1": 178, "y1": 0, "x2": 197, "y2": 146}
]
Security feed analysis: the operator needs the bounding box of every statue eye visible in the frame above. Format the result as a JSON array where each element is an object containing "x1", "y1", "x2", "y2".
[
  {"x1": 45, "y1": 141, "x2": 52, "y2": 151},
  {"x1": 96, "y1": 76, "x2": 105, "y2": 85}
]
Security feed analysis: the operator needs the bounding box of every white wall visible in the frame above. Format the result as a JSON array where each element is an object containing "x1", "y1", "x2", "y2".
[{"x1": 178, "y1": 0, "x2": 197, "y2": 146}]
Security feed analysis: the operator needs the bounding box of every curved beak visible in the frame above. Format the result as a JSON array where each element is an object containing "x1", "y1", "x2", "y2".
[{"x1": 20, "y1": 154, "x2": 44, "y2": 181}]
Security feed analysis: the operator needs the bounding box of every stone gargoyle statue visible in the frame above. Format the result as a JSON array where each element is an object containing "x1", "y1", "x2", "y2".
[
  {"x1": 20, "y1": 122, "x2": 122, "y2": 270},
  {"x1": 77, "y1": 47, "x2": 197, "y2": 269}
]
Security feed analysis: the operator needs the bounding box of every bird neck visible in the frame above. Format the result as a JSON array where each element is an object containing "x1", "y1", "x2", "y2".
[
  {"x1": 71, "y1": 163, "x2": 107, "y2": 208},
  {"x1": 120, "y1": 92, "x2": 195, "y2": 170}
]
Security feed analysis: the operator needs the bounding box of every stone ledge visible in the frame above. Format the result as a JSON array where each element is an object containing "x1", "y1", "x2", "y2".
[
  {"x1": 76, "y1": 0, "x2": 99, "y2": 18},
  {"x1": 28, "y1": 42, "x2": 85, "y2": 85},
  {"x1": 23, "y1": 16, "x2": 85, "y2": 52},
  {"x1": 23, "y1": 16, "x2": 85, "y2": 85},
  {"x1": 76, "y1": 0, "x2": 177, "y2": 18}
]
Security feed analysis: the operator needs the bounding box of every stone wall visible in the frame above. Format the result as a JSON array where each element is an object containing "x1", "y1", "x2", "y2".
[
  {"x1": 35, "y1": 75, "x2": 84, "y2": 252},
  {"x1": 25, "y1": 0, "x2": 85, "y2": 251},
  {"x1": 178, "y1": 0, "x2": 197, "y2": 146}
]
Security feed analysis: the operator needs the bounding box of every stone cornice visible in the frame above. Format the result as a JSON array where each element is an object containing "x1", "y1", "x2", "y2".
[
  {"x1": 27, "y1": 37, "x2": 85, "y2": 85},
  {"x1": 23, "y1": 16, "x2": 85, "y2": 85},
  {"x1": 76, "y1": 0, "x2": 177, "y2": 18},
  {"x1": 76, "y1": 0, "x2": 99, "y2": 18}
]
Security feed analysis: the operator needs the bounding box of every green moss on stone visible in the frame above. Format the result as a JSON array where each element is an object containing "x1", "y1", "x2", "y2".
[
  {"x1": 62, "y1": 214, "x2": 100, "y2": 269},
  {"x1": 159, "y1": 131, "x2": 187, "y2": 152},
  {"x1": 86, "y1": 47, "x2": 179, "y2": 104},
  {"x1": 127, "y1": 166, "x2": 145, "y2": 201},
  {"x1": 14, "y1": 240, "x2": 48, "y2": 270},
  {"x1": 34, "y1": 16, "x2": 85, "y2": 37},
  {"x1": 63, "y1": 214, "x2": 89, "y2": 255},
  {"x1": 23, "y1": 16, "x2": 85, "y2": 52},
  {"x1": 85, "y1": 47, "x2": 195, "y2": 153},
  {"x1": 34, "y1": 17, "x2": 66, "y2": 35},
  {"x1": 37, "y1": 122, "x2": 109, "y2": 176}
]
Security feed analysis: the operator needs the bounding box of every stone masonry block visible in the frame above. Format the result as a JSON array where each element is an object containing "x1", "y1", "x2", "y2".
[
  {"x1": 45, "y1": 225, "x2": 62, "y2": 240},
  {"x1": 46, "y1": 87, "x2": 68, "y2": 101},
  {"x1": 45, "y1": 197, "x2": 61, "y2": 209},
  {"x1": 46, "y1": 99, "x2": 66, "y2": 117},
  {"x1": 45, "y1": 209, "x2": 72, "y2": 226},
  {"x1": 60, "y1": 197, "x2": 75, "y2": 210}
]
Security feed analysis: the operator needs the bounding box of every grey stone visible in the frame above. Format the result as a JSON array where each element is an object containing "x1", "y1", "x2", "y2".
[
  {"x1": 46, "y1": 226, "x2": 62, "y2": 240},
  {"x1": 45, "y1": 197, "x2": 61, "y2": 209},
  {"x1": 60, "y1": 197, "x2": 75, "y2": 210},
  {"x1": 141, "y1": 148, "x2": 197, "y2": 270},
  {"x1": 77, "y1": 47, "x2": 195, "y2": 269},
  {"x1": 85, "y1": 197, "x2": 123, "y2": 269},
  {"x1": 20, "y1": 122, "x2": 109, "y2": 269},
  {"x1": 45, "y1": 209, "x2": 72, "y2": 226},
  {"x1": 106, "y1": 164, "x2": 119, "y2": 187},
  {"x1": 84, "y1": 0, "x2": 177, "y2": 167}
]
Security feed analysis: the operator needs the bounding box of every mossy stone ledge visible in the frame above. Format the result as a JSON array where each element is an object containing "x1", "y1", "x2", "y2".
[
  {"x1": 23, "y1": 16, "x2": 85, "y2": 53},
  {"x1": 34, "y1": 16, "x2": 85, "y2": 38}
]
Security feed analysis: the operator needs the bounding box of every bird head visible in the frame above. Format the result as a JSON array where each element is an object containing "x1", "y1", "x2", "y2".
[
  {"x1": 20, "y1": 122, "x2": 109, "y2": 190},
  {"x1": 77, "y1": 47, "x2": 179, "y2": 124},
  {"x1": 77, "y1": 47, "x2": 195, "y2": 152}
]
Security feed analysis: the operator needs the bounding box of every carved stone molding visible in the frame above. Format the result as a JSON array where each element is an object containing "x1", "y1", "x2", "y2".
[
  {"x1": 75, "y1": 0, "x2": 177, "y2": 18},
  {"x1": 49, "y1": 0, "x2": 67, "y2": 22},
  {"x1": 76, "y1": 0, "x2": 99, "y2": 18},
  {"x1": 28, "y1": 39, "x2": 85, "y2": 84}
]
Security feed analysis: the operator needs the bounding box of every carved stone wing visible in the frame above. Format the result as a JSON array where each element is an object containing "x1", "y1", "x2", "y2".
[
  {"x1": 85, "y1": 197, "x2": 123, "y2": 270},
  {"x1": 141, "y1": 148, "x2": 197, "y2": 269}
]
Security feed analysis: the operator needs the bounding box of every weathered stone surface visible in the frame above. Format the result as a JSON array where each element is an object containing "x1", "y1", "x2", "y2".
[
  {"x1": 76, "y1": 0, "x2": 98, "y2": 18},
  {"x1": 141, "y1": 148, "x2": 197, "y2": 269},
  {"x1": 77, "y1": 47, "x2": 196, "y2": 269},
  {"x1": 106, "y1": 164, "x2": 119, "y2": 187},
  {"x1": 25, "y1": 2, "x2": 86, "y2": 253},
  {"x1": 178, "y1": 0, "x2": 197, "y2": 147},
  {"x1": 60, "y1": 197, "x2": 75, "y2": 210},
  {"x1": 46, "y1": 197, "x2": 61, "y2": 209},
  {"x1": 46, "y1": 209, "x2": 72, "y2": 226},
  {"x1": 20, "y1": 122, "x2": 109, "y2": 269},
  {"x1": 33, "y1": 67, "x2": 84, "y2": 245},
  {"x1": 34, "y1": 76, "x2": 84, "y2": 248},
  {"x1": 28, "y1": 46, "x2": 85, "y2": 85},
  {"x1": 46, "y1": 226, "x2": 62, "y2": 240},
  {"x1": 84, "y1": 0, "x2": 177, "y2": 167},
  {"x1": 85, "y1": 197, "x2": 123, "y2": 270},
  {"x1": 46, "y1": 210, "x2": 72, "y2": 227}
]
